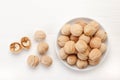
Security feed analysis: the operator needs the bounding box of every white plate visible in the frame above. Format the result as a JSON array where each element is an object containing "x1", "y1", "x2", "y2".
[{"x1": 55, "y1": 17, "x2": 109, "y2": 71}]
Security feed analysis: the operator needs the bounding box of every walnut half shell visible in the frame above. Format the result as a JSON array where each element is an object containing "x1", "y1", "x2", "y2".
[
  {"x1": 21, "y1": 37, "x2": 31, "y2": 49},
  {"x1": 10, "y1": 42, "x2": 22, "y2": 54}
]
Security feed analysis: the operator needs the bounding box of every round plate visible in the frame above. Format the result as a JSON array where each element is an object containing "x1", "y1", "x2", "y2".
[{"x1": 55, "y1": 18, "x2": 109, "y2": 71}]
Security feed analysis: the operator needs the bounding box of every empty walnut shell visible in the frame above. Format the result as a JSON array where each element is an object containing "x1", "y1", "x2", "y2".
[
  {"x1": 37, "y1": 42, "x2": 49, "y2": 55},
  {"x1": 95, "y1": 29, "x2": 107, "y2": 42},
  {"x1": 90, "y1": 37, "x2": 101, "y2": 48},
  {"x1": 21, "y1": 37, "x2": 31, "y2": 49},
  {"x1": 84, "y1": 21, "x2": 99, "y2": 36},
  {"x1": 59, "y1": 48, "x2": 68, "y2": 60},
  {"x1": 89, "y1": 49, "x2": 102, "y2": 61},
  {"x1": 67, "y1": 55, "x2": 77, "y2": 65},
  {"x1": 27, "y1": 55, "x2": 40, "y2": 68},
  {"x1": 57, "y1": 35, "x2": 69, "y2": 47},
  {"x1": 79, "y1": 34, "x2": 90, "y2": 44},
  {"x1": 99, "y1": 43, "x2": 107, "y2": 54},
  {"x1": 76, "y1": 59, "x2": 88, "y2": 69},
  {"x1": 75, "y1": 40, "x2": 88, "y2": 53},
  {"x1": 77, "y1": 52, "x2": 88, "y2": 60},
  {"x1": 41, "y1": 55, "x2": 53, "y2": 67},
  {"x1": 70, "y1": 35, "x2": 79, "y2": 42},
  {"x1": 34, "y1": 30, "x2": 46, "y2": 41},
  {"x1": 10, "y1": 42, "x2": 22, "y2": 54},
  {"x1": 64, "y1": 41, "x2": 76, "y2": 54},
  {"x1": 61, "y1": 24, "x2": 71, "y2": 36},
  {"x1": 70, "y1": 24, "x2": 83, "y2": 36}
]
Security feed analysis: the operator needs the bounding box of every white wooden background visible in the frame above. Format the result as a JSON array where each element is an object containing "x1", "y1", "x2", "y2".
[{"x1": 0, "y1": 0, "x2": 120, "y2": 80}]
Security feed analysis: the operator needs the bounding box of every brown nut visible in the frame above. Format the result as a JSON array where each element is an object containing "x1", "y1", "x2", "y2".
[
  {"x1": 21, "y1": 37, "x2": 31, "y2": 49},
  {"x1": 75, "y1": 20, "x2": 87, "y2": 27},
  {"x1": 76, "y1": 59, "x2": 88, "y2": 69},
  {"x1": 88, "y1": 58, "x2": 100, "y2": 66},
  {"x1": 27, "y1": 55, "x2": 40, "y2": 68},
  {"x1": 37, "y1": 42, "x2": 49, "y2": 55},
  {"x1": 79, "y1": 34, "x2": 90, "y2": 44},
  {"x1": 61, "y1": 24, "x2": 71, "y2": 36},
  {"x1": 99, "y1": 43, "x2": 107, "y2": 54},
  {"x1": 10, "y1": 42, "x2": 22, "y2": 54},
  {"x1": 64, "y1": 41, "x2": 76, "y2": 54},
  {"x1": 70, "y1": 35, "x2": 79, "y2": 42},
  {"x1": 84, "y1": 21, "x2": 99, "y2": 36},
  {"x1": 90, "y1": 37, "x2": 101, "y2": 48},
  {"x1": 89, "y1": 49, "x2": 102, "y2": 60},
  {"x1": 75, "y1": 40, "x2": 88, "y2": 53},
  {"x1": 67, "y1": 55, "x2": 77, "y2": 65},
  {"x1": 41, "y1": 55, "x2": 53, "y2": 67},
  {"x1": 77, "y1": 52, "x2": 88, "y2": 60},
  {"x1": 34, "y1": 30, "x2": 46, "y2": 41},
  {"x1": 70, "y1": 24, "x2": 83, "y2": 36},
  {"x1": 95, "y1": 29, "x2": 107, "y2": 42},
  {"x1": 57, "y1": 35, "x2": 69, "y2": 47},
  {"x1": 59, "y1": 48, "x2": 68, "y2": 60}
]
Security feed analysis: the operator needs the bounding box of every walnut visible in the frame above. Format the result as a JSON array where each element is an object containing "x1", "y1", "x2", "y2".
[
  {"x1": 99, "y1": 43, "x2": 107, "y2": 54},
  {"x1": 77, "y1": 52, "x2": 88, "y2": 60},
  {"x1": 27, "y1": 55, "x2": 40, "y2": 68},
  {"x1": 59, "y1": 48, "x2": 68, "y2": 60},
  {"x1": 89, "y1": 49, "x2": 102, "y2": 60},
  {"x1": 76, "y1": 59, "x2": 88, "y2": 69},
  {"x1": 75, "y1": 19, "x2": 87, "y2": 27},
  {"x1": 84, "y1": 21, "x2": 99, "y2": 36},
  {"x1": 70, "y1": 24, "x2": 83, "y2": 36},
  {"x1": 21, "y1": 37, "x2": 31, "y2": 49},
  {"x1": 34, "y1": 30, "x2": 46, "y2": 41},
  {"x1": 61, "y1": 24, "x2": 71, "y2": 36},
  {"x1": 70, "y1": 35, "x2": 79, "y2": 42},
  {"x1": 90, "y1": 37, "x2": 101, "y2": 48},
  {"x1": 67, "y1": 55, "x2": 77, "y2": 65},
  {"x1": 95, "y1": 29, "x2": 107, "y2": 42},
  {"x1": 10, "y1": 42, "x2": 22, "y2": 54},
  {"x1": 41, "y1": 55, "x2": 53, "y2": 67},
  {"x1": 64, "y1": 41, "x2": 76, "y2": 54},
  {"x1": 37, "y1": 42, "x2": 49, "y2": 55},
  {"x1": 88, "y1": 58, "x2": 100, "y2": 66},
  {"x1": 75, "y1": 40, "x2": 88, "y2": 53},
  {"x1": 57, "y1": 35, "x2": 69, "y2": 47},
  {"x1": 79, "y1": 34, "x2": 90, "y2": 43}
]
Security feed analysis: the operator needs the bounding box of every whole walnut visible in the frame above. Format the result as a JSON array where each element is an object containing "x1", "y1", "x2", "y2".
[
  {"x1": 27, "y1": 55, "x2": 40, "y2": 68},
  {"x1": 95, "y1": 29, "x2": 107, "y2": 42},
  {"x1": 99, "y1": 43, "x2": 107, "y2": 54},
  {"x1": 41, "y1": 55, "x2": 53, "y2": 67},
  {"x1": 77, "y1": 52, "x2": 88, "y2": 60},
  {"x1": 89, "y1": 49, "x2": 102, "y2": 60},
  {"x1": 75, "y1": 20, "x2": 87, "y2": 28},
  {"x1": 37, "y1": 42, "x2": 49, "y2": 55},
  {"x1": 57, "y1": 35, "x2": 69, "y2": 47},
  {"x1": 90, "y1": 37, "x2": 101, "y2": 48},
  {"x1": 84, "y1": 21, "x2": 99, "y2": 36},
  {"x1": 70, "y1": 35, "x2": 79, "y2": 42},
  {"x1": 64, "y1": 41, "x2": 76, "y2": 54},
  {"x1": 76, "y1": 59, "x2": 88, "y2": 69},
  {"x1": 67, "y1": 55, "x2": 77, "y2": 65},
  {"x1": 61, "y1": 24, "x2": 71, "y2": 36},
  {"x1": 59, "y1": 48, "x2": 68, "y2": 60},
  {"x1": 70, "y1": 24, "x2": 83, "y2": 36},
  {"x1": 79, "y1": 34, "x2": 90, "y2": 44},
  {"x1": 34, "y1": 30, "x2": 46, "y2": 41},
  {"x1": 88, "y1": 58, "x2": 100, "y2": 66},
  {"x1": 75, "y1": 40, "x2": 88, "y2": 53}
]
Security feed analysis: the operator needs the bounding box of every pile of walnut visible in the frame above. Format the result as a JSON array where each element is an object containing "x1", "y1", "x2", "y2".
[
  {"x1": 58, "y1": 20, "x2": 107, "y2": 69},
  {"x1": 10, "y1": 30, "x2": 53, "y2": 68}
]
